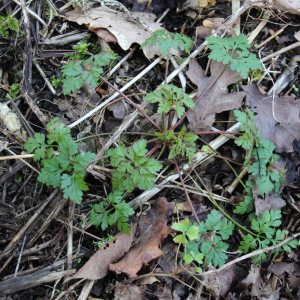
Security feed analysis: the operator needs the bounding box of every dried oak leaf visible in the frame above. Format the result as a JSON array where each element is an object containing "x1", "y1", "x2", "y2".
[
  {"x1": 202, "y1": 264, "x2": 246, "y2": 298},
  {"x1": 242, "y1": 84, "x2": 300, "y2": 152},
  {"x1": 268, "y1": 262, "x2": 300, "y2": 289},
  {"x1": 236, "y1": 264, "x2": 262, "y2": 299},
  {"x1": 114, "y1": 282, "x2": 144, "y2": 300},
  {"x1": 109, "y1": 197, "x2": 174, "y2": 278},
  {"x1": 64, "y1": 8, "x2": 181, "y2": 59},
  {"x1": 69, "y1": 223, "x2": 137, "y2": 280},
  {"x1": 186, "y1": 58, "x2": 245, "y2": 131}
]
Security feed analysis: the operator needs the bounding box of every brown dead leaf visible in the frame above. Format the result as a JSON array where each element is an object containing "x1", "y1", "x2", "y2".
[
  {"x1": 109, "y1": 197, "x2": 174, "y2": 278},
  {"x1": 268, "y1": 262, "x2": 300, "y2": 289},
  {"x1": 242, "y1": 84, "x2": 300, "y2": 152},
  {"x1": 236, "y1": 264, "x2": 261, "y2": 299},
  {"x1": 255, "y1": 193, "x2": 286, "y2": 217},
  {"x1": 107, "y1": 101, "x2": 131, "y2": 119},
  {"x1": 54, "y1": 82, "x2": 101, "y2": 123},
  {"x1": 114, "y1": 282, "x2": 144, "y2": 300},
  {"x1": 64, "y1": 8, "x2": 181, "y2": 59},
  {"x1": 249, "y1": 0, "x2": 300, "y2": 15},
  {"x1": 203, "y1": 264, "x2": 246, "y2": 298},
  {"x1": 70, "y1": 223, "x2": 137, "y2": 280},
  {"x1": 186, "y1": 58, "x2": 245, "y2": 131}
]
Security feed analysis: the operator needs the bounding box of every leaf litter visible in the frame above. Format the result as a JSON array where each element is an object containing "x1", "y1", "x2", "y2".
[
  {"x1": 109, "y1": 197, "x2": 174, "y2": 278},
  {"x1": 2, "y1": 0, "x2": 300, "y2": 298}
]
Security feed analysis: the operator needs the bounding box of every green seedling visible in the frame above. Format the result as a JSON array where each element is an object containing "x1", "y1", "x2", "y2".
[
  {"x1": 24, "y1": 118, "x2": 95, "y2": 203},
  {"x1": 141, "y1": 29, "x2": 193, "y2": 57},
  {"x1": 206, "y1": 34, "x2": 262, "y2": 79}
]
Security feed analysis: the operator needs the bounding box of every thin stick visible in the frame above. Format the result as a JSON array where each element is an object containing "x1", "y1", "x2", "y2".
[
  {"x1": 0, "y1": 189, "x2": 59, "y2": 258},
  {"x1": 261, "y1": 41, "x2": 300, "y2": 62},
  {"x1": 0, "y1": 154, "x2": 34, "y2": 161},
  {"x1": 200, "y1": 232, "x2": 300, "y2": 278},
  {"x1": 172, "y1": 153, "x2": 200, "y2": 224},
  {"x1": 33, "y1": 58, "x2": 56, "y2": 95},
  {"x1": 69, "y1": 56, "x2": 163, "y2": 128},
  {"x1": 100, "y1": 75, "x2": 163, "y2": 132}
]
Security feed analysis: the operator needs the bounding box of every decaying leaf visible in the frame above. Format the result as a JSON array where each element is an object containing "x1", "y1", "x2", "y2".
[
  {"x1": 54, "y1": 83, "x2": 101, "y2": 123},
  {"x1": 202, "y1": 264, "x2": 246, "y2": 298},
  {"x1": 109, "y1": 197, "x2": 174, "y2": 278},
  {"x1": 70, "y1": 223, "x2": 137, "y2": 280},
  {"x1": 268, "y1": 262, "x2": 300, "y2": 289},
  {"x1": 186, "y1": 58, "x2": 245, "y2": 131},
  {"x1": 249, "y1": 0, "x2": 300, "y2": 15},
  {"x1": 107, "y1": 101, "x2": 131, "y2": 119},
  {"x1": 236, "y1": 264, "x2": 262, "y2": 299},
  {"x1": 255, "y1": 193, "x2": 286, "y2": 217},
  {"x1": 242, "y1": 84, "x2": 300, "y2": 152},
  {"x1": 64, "y1": 8, "x2": 181, "y2": 59},
  {"x1": 114, "y1": 282, "x2": 144, "y2": 300}
]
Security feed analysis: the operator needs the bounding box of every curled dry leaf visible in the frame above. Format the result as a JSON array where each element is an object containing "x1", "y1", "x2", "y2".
[
  {"x1": 70, "y1": 222, "x2": 137, "y2": 280},
  {"x1": 186, "y1": 58, "x2": 245, "y2": 131},
  {"x1": 109, "y1": 197, "x2": 174, "y2": 278},
  {"x1": 64, "y1": 7, "x2": 181, "y2": 59},
  {"x1": 242, "y1": 84, "x2": 300, "y2": 152}
]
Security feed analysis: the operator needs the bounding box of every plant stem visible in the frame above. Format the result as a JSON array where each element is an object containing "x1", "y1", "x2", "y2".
[
  {"x1": 172, "y1": 65, "x2": 227, "y2": 131},
  {"x1": 194, "y1": 172, "x2": 259, "y2": 238},
  {"x1": 145, "y1": 141, "x2": 164, "y2": 157},
  {"x1": 171, "y1": 149, "x2": 200, "y2": 224},
  {"x1": 100, "y1": 76, "x2": 163, "y2": 133}
]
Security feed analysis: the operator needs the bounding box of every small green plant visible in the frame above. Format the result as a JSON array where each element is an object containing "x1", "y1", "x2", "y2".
[
  {"x1": 156, "y1": 127, "x2": 198, "y2": 161},
  {"x1": 172, "y1": 210, "x2": 234, "y2": 268},
  {"x1": 141, "y1": 29, "x2": 193, "y2": 57},
  {"x1": 5, "y1": 83, "x2": 20, "y2": 99},
  {"x1": 0, "y1": 14, "x2": 19, "y2": 37},
  {"x1": 106, "y1": 140, "x2": 163, "y2": 192},
  {"x1": 206, "y1": 34, "x2": 262, "y2": 79},
  {"x1": 144, "y1": 84, "x2": 195, "y2": 118},
  {"x1": 50, "y1": 76, "x2": 64, "y2": 90},
  {"x1": 89, "y1": 191, "x2": 134, "y2": 234},
  {"x1": 24, "y1": 118, "x2": 95, "y2": 203},
  {"x1": 238, "y1": 209, "x2": 298, "y2": 263},
  {"x1": 292, "y1": 84, "x2": 298, "y2": 92},
  {"x1": 61, "y1": 52, "x2": 117, "y2": 94},
  {"x1": 66, "y1": 40, "x2": 90, "y2": 60},
  {"x1": 233, "y1": 109, "x2": 285, "y2": 207}
]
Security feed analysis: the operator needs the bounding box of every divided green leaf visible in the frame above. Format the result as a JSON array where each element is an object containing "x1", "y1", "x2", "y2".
[
  {"x1": 107, "y1": 140, "x2": 163, "y2": 192},
  {"x1": 24, "y1": 118, "x2": 95, "y2": 203},
  {"x1": 141, "y1": 30, "x2": 193, "y2": 57},
  {"x1": 206, "y1": 35, "x2": 262, "y2": 79}
]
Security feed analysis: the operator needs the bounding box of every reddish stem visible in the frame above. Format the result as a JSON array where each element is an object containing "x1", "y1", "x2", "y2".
[
  {"x1": 171, "y1": 146, "x2": 200, "y2": 224},
  {"x1": 100, "y1": 76, "x2": 163, "y2": 133},
  {"x1": 171, "y1": 65, "x2": 227, "y2": 131},
  {"x1": 145, "y1": 141, "x2": 164, "y2": 158}
]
